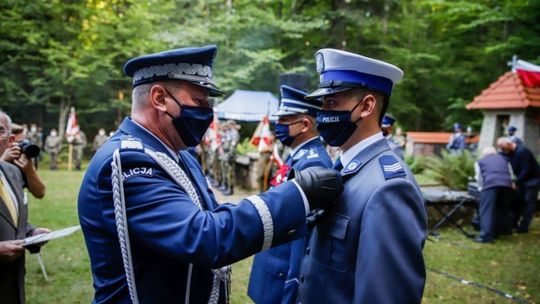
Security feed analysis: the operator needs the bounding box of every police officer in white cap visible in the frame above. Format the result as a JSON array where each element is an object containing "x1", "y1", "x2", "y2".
[{"x1": 297, "y1": 49, "x2": 427, "y2": 303}]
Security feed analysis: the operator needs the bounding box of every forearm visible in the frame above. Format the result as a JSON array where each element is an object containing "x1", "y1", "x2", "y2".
[{"x1": 25, "y1": 170, "x2": 46, "y2": 198}]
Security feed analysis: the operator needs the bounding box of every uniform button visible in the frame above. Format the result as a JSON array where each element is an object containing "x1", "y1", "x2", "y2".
[
  {"x1": 288, "y1": 229, "x2": 296, "y2": 236},
  {"x1": 305, "y1": 247, "x2": 310, "y2": 255},
  {"x1": 300, "y1": 274, "x2": 305, "y2": 283},
  {"x1": 278, "y1": 272, "x2": 284, "y2": 277}
]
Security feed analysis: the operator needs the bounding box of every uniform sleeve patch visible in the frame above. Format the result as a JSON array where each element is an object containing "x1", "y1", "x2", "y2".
[
  {"x1": 379, "y1": 155, "x2": 406, "y2": 179},
  {"x1": 122, "y1": 167, "x2": 155, "y2": 181}
]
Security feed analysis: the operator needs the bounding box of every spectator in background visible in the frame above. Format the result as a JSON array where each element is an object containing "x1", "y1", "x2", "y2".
[
  {"x1": 92, "y1": 128, "x2": 108, "y2": 151},
  {"x1": 1, "y1": 123, "x2": 45, "y2": 199},
  {"x1": 44, "y1": 129, "x2": 62, "y2": 170},
  {"x1": 497, "y1": 137, "x2": 540, "y2": 233},
  {"x1": 507, "y1": 126, "x2": 523, "y2": 145},
  {"x1": 0, "y1": 111, "x2": 49, "y2": 304},
  {"x1": 72, "y1": 130, "x2": 87, "y2": 170},
  {"x1": 25, "y1": 123, "x2": 42, "y2": 148},
  {"x1": 447, "y1": 122, "x2": 466, "y2": 153},
  {"x1": 474, "y1": 146, "x2": 513, "y2": 243}
]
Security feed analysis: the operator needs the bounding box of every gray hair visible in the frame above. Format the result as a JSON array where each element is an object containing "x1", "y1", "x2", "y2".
[
  {"x1": 0, "y1": 110, "x2": 13, "y2": 134},
  {"x1": 481, "y1": 146, "x2": 497, "y2": 158},
  {"x1": 131, "y1": 84, "x2": 152, "y2": 110}
]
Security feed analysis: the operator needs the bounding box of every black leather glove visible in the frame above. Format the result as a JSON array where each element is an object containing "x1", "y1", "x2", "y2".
[{"x1": 289, "y1": 167, "x2": 344, "y2": 211}]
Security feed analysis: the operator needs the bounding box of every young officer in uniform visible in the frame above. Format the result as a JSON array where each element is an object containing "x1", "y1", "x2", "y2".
[
  {"x1": 381, "y1": 115, "x2": 404, "y2": 160},
  {"x1": 248, "y1": 85, "x2": 332, "y2": 304},
  {"x1": 77, "y1": 45, "x2": 343, "y2": 304},
  {"x1": 297, "y1": 49, "x2": 427, "y2": 303}
]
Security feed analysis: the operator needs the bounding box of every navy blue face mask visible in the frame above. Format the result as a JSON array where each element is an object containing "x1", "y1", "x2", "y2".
[
  {"x1": 316, "y1": 100, "x2": 362, "y2": 147},
  {"x1": 274, "y1": 120, "x2": 303, "y2": 146},
  {"x1": 164, "y1": 88, "x2": 214, "y2": 147}
]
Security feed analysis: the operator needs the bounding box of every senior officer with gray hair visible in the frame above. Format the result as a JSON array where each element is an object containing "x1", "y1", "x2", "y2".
[
  {"x1": 248, "y1": 85, "x2": 332, "y2": 304},
  {"x1": 77, "y1": 45, "x2": 343, "y2": 304},
  {"x1": 297, "y1": 49, "x2": 427, "y2": 303}
]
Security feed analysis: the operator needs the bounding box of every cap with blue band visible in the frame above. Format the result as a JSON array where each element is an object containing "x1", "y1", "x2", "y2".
[
  {"x1": 306, "y1": 49, "x2": 403, "y2": 100},
  {"x1": 274, "y1": 85, "x2": 322, "y2": 117}
]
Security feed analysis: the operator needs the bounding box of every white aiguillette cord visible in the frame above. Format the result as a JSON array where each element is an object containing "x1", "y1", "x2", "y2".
[{"x1": 111, "y1": 148, "x2": 230, "y2": 304}]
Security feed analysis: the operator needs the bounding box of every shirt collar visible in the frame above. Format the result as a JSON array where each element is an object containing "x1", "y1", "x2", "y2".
[
  {"x1": 131, "y1": 120, "x2": 179, "y2": 162},
  {"x1": 340, "y1": 132, "x2": 384, "y2": 167},
  {"x1": 290, "y1": 136, "x2": 319, "y2": 158}
]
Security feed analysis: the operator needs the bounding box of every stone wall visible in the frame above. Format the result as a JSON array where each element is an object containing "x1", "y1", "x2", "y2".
[{"x1": 478, "y1": 109, "x2": 539, "y2": 156}]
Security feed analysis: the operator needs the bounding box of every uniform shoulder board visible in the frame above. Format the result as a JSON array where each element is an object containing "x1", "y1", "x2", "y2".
[
  {"x1": 379, "y1": 155, "x2": 406, "y2": 180},
  {"x1": 120, "y1": 136, "x2": 144, "y2": 151}
]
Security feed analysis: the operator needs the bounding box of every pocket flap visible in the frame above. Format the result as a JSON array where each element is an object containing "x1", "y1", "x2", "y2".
[{"x1": 321, "y1": 213, "x2": 349, "y2": 240}]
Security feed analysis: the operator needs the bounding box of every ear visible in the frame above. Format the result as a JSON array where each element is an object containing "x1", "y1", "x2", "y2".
[
  {"x1": 149, "y1": 84, "x2": 168, "y2": 112},
  {"x1": 358, "y1": 94, "x2": 377, "y2": 119},
  {"x1": 7, "y1": 135, "x2": 15, "y2": 145},
  {"x1": 300, "y1": 116, "x2": 312, "y2": 133}
]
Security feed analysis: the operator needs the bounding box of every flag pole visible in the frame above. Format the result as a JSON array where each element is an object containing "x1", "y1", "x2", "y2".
[{"x1": 68, "y1": 144, "x2": 73, "y2": 171}]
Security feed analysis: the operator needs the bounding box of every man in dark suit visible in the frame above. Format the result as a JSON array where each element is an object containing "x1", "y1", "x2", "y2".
[
  {"x1": 497, "y1": 137, "x2": 540, "y2": 233},
  {"x1": 0, "y1": 111, "x2": 49, "y2": 304}
]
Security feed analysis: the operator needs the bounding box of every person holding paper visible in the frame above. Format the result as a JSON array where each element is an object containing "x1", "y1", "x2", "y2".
[{"x1": 0, "y1": 111, "x2": 49, "y2": 304}]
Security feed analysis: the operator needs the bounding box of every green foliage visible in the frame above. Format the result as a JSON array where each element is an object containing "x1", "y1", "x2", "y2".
[
  {"x1": 1, "y1": 0, "x2": 540, "y2": 137},
  {"x1": 405, "y1": 155, "x2": 428, "y2": 175},
  {"x1": 423, "y1": 150, "x2": 476, "y2": 190},
  {"x1": 235, "y1": 137, "x2": 257, "y2": 155}
]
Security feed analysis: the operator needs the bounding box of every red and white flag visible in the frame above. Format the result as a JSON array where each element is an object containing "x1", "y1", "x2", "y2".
[
  {"x1": 515, "y1": 59, "x2": 540, "y2": 88},
  {"x1": 65, "y1": 107, "x2": 79, "y2": 142},
  {"x1": 205, "y1": 115, "x2": 222, "y2": 152},
  {"x1": 270, "y1": 144, "x2": 289, "y2": 186},
  {"x1": 251, "y1": 116, "x2": 272, "y2": 152}
]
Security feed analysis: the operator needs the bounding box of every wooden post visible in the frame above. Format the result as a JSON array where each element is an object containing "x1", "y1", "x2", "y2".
[{"x1": 68, "y1": 144, "x2": 73, "y2": 171}]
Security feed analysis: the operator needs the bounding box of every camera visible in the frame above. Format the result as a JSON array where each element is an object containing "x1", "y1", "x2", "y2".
[{"x1": 19, "y1": 139, "x2": 41, "y2": 158}]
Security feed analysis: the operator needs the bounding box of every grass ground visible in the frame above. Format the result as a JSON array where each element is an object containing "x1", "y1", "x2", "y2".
[{"x1": 24, "y1": 169, "x2": 539, "y2": 303}]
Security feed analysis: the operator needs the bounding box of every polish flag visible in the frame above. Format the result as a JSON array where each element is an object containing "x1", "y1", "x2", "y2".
[
  {"x1": 515, "y1": 59, "x2": 540, "y2": 88},
  {"x1": 251, "y1": 116, "x2": 272, "y2": 152},
  {"x1": 65, "y1": 107, "x2": 79, "y2": 142},
  {"x1": 270, "y1": 144, "x2": 289, "y2": 186}
]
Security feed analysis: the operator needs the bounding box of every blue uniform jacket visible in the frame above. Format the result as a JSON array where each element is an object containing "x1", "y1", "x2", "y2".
[
  {"x1": 298, "y1": 138, "x2": 427, "y2": 303},
  {"x1": 78, "y1": 118, "x2": 308, "y2": 304},
  {"x1": 446, "y1": 133, "x2": 466, "y2": 151},
  {"x1": 248, "y1": 137, "x2": 332, "y2": 304}
]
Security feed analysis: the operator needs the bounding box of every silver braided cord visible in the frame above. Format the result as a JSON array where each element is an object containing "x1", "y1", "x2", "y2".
[
  {"x1": 111, "y1": 149, "x2": 140, "y2": 304},
  {"x1": 144, "y1": 149, "x2": 230, "y2": 304}
]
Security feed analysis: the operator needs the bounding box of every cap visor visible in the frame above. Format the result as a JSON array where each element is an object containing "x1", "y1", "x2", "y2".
[
  {"x1": 305, "y1": 87, "x2": 352, "y2": 100},
  {"x1": 191, "y1": 82, "x2": 224, "y2": 97},
  {"x1": 273, "y1": 109, "x2": 299, "y2": 116}
]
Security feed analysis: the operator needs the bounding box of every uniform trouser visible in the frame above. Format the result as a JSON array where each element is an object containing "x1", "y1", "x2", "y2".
[
  {"x1": 479, "y1": 187, "x2": 512, "y2": 240},
  {"x1": 212, "y1": 154, "x2": 221, "y2": 183},
  {"x1": 516, "y1": 185, "x2": 540, "y2": 230},
  {"x1": 73, "y1": 146, "x2": 83, "y2": 169},
  {"x1": 49, "y1": 152, "x2": 58, "y2": 170}
]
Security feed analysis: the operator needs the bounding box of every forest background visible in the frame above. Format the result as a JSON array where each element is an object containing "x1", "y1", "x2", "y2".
[{"x1": 1, "y1": 0, "x2": 539, "y2": 138}]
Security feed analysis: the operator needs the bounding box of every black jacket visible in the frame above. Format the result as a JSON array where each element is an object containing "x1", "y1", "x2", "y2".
[{"x1": 510, "y1": 143, "x2": 540, "y2": 188}]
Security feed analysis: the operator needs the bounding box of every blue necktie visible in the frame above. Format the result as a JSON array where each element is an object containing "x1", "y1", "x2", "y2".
[{"x1": 333, "y1": 157, "x2": 343, "y2": 171}]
